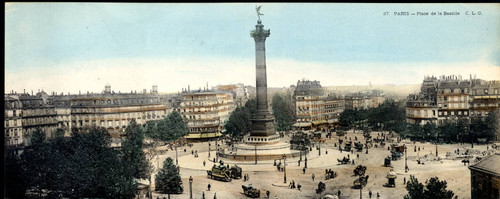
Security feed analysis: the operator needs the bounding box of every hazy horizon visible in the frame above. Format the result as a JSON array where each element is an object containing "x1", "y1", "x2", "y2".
[{"x1": 6, "y1": 3, "x2": 500, "y2": 94}]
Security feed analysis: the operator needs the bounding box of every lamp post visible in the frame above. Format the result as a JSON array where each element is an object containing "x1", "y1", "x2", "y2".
[
  {"x1": 359, "y1": 176, "x2": 363, "y2": 199},
  {"x1": 305, "y1": 156, "x2": 308, "y2": 169},
  {"x1": 283, "y1": 154, "x2": 287, "y2": 184},
  {"x1": 435, "y1": 132, "x2": 438, "y2": 157},
  {"x1": 189, "y1": 176, "x2": 193, "y2": 199},
  {"x1": 318, "y1": 142, "x2": 321, "y2": 156},
  {"x1": 404, "y1": 144, "x2": 408, "y2": 173},
  {"x1": 216, "y1": 119, "x2": 220, "y2": 163},
  {"x1": 208, "y1": 142, "x2": 211, "y2": 158}
]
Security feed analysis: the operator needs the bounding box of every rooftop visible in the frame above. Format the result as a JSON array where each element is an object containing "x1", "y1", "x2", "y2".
[{"x1": 469, "y1": 154, "x2": 500, "y2": 177}]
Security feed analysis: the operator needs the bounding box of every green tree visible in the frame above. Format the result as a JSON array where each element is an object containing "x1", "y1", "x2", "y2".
[
  {"x1": 19, "y1": 126, "x2": 138, "y2": 198},
  {"x1": 423, "y1": 122, "x2": 438, "y2": 142},
  {"x1": 20, "y1": 128, "x2": 51, "y2": 197},
  {"x1": 485, "y1": 111, "x2": 499, "y2": 141},
  {"x1": 5, "y1": 150, "x2": 28, "y2": 198},
  {"x1": 272, "y1": 93, "x2": 295, "y2": 131},
  {"x1": 155, "y1": 157, "x2": 183, "y2": 194},
  {"x1": 404, "y1": 176, "x2": 454, "y2": 199},
  {"x1": 122, "y1": 119, "x2": 152, "y2": 180},
  {"x1": 224, "y1": 106, "x2": 252, "y2": 139},
  {"x1": 55, "y1": 128, "x2": 65, "y2": 138},
  {"x1": 164, "y1": 111, "x2": 190, "y2": 140},
  {"x1": 245, "y1": 98, "x2": 257, "y2": 116},
  {"x1": 340, "y1": 109, "x2": 359, "y2": 130}
]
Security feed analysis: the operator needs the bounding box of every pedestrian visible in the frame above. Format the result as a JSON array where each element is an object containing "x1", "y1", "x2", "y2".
[
  {"x1": 303, "y1": 167, "x2": 306, "y2": 174},
  {"x1": 352, "y1": 159, "x2": 355, "y2": 165},
  {"x1": 202, "y1": 191, "x2": 205, "y2": 199},
  {"x1": 184, "y1": 148, "x2": 186, "y2": 152},
  {"x1": 357, "y1": 154, "x2": 359, "y2": 159},
  {"x1": 348, "y1": 154, "x2": 350, "y2": 159},
  {"x1": 377, "y1": 192, "x2": 380, "y2": 198},
  {"x1": 404, "y1": 177, "x2": 406, "y2": 184},
  {"x1": 369, "y1": 190, "x2": 372, "y2": 198},
  {"x1": 244, "y1": 174, "x2": 247, "y2": 181},
  {"x1": 208, "y1": 183, "x2": 211, "y2": 191},
  {"x1": 338, "y1": 190, "x2": 341, "y2": 197},
  {"x1": 274, "y1": 159, "x2": 277, "y2": 166},
  {"x1": 192, "y1": 150, "x2": 194, "y2": 155},
  {"x1": 203, "y1": 160, "x2": 206, "y2": 166},
  {"x1": 214, "y1": 192, "x2": 217, "y2": 199},
  {"x1": 418, "y1": 147, "x2": 420, "y2": 152},
  {"x1": 312, "y1": 174, "x2": 315, "y2": 181},
  {"x1": 266, "y1": 190, "x2": 270, "y2": 198},
  {"x1": 326, "y1": 150, "x2": 328, "y2": 154},
  {"x1": 297, "y1": 184, "x2": 301, "y2": 191}
]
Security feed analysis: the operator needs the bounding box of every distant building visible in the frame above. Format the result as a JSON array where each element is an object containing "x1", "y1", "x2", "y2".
[
  {"x1": 406, "y1": 75, "x2": 500, "y2": 125},
  {"x1": 469, "y1": 154, "x2": 500, "y2": 199},
  {"x1": 344, "y1": 90, "x2": 385, "y2": 110},
  {"x1": 4, "y1": 85, "x2": 173, "y2": 148},
  {"x1": 213, "y1": 83, "x2": 249, "y2": 107},
  {"x1": 292, "y1": 79, "x2": 345, "y2": 130},
  {"x1": 179, "y1": 87, "x2": 235, "y2": 139}
]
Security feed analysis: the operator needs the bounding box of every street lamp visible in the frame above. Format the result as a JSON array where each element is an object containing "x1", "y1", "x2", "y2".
[
  {"x1": 359, "y1": 176, "x2": 363, "y2": 199},
  {"x1": 283, "y1": 154, "x2": 287, "y2": 184},
  {"x1": 208, "y1": 142, "x2": 211, "y2": 158},
  {"x1": 404, "y1": 144, "x2": 408, "y2": 173},
  {"x1": 189, "y1": 176, "x2": 193, "y2": 199},
  {"x1": 216, "y1": 119, "x2": 220, "y2": 162},
  {"x1": 305, "y1": 156, "x2": 308, "y2": 169},
  {"x1": 435, "y1": 132, "x2": 439, "y2": 157},
  {"x1": 318, "y1": 142, "x2": 321, "y2": 156},
  {"x1": 175, "y1": 145, "x2": 178, "y2": 165}
]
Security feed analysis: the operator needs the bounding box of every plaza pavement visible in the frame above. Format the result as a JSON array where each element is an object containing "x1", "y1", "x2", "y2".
[{"x1": 144, "y1": 130, "x2": 497, "y2": 199}]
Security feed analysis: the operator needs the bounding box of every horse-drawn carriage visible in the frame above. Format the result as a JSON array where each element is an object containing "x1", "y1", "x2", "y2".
[
  {"x1": 353, "y1": 165, "x2": 367, "y2": 176},
  {"x1": 337, "y1": 157, "x2": 350, "y2": 164},
  {"x1": 325, "y1": 169, "x2": 337, "y2": 180},
  {"x1": 242, "y1": 184, "x2": 260, "y2": 198}
]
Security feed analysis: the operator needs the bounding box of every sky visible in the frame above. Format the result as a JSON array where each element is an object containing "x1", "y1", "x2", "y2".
[{"x1": 5, "y1": 3, "x2": 500, "y2": 94}]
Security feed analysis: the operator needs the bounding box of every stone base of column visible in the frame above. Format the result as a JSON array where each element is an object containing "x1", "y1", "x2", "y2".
[{"x1": 250, "y1": 110, "x2": 275, "y2": 137}]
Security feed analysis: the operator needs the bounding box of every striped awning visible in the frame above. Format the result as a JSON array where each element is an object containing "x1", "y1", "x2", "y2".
[
  {"x1": 311, "y1": 120, "x2": 327, "y2": 125},
  {"x1": 293, "y1": 122, "x2": 312, "y2": 127},
  {"x1": 184, "y1": 132, "x2": 222, "y2": 139}
]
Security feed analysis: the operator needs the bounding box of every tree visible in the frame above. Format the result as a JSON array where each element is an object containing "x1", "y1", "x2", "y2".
[
  {"x1": 20, "y1": 128, "x2": 51, "y2": 197},
  {"x1": 5, "y1": 150, "x2": 28, "y2": 198},
  {"x1": 224, "y1": 106, "x2": 252, "y2": 139},
  {"x1": 404, "y1": 175, "x2": 454, "y2": 199},
  {"x1": 155, "y1": 157, "x2": 183, "y2": 194},
  {"x1": 340, "y1": 109, "x2": 358, "y2": 130},
  {"x1": 55, "y1": 128, "x2": 65, "y2": 138},
  {"x1": 164, "y1": 111, "x2": 190, "y2": 140},
  {"x1": 122, "y1": 119, "x2": 152, "y2": 180},
  {"x1": 245, "y1": 98, "x2": 257, "y2": 116},
  {"x1": 485, "y1": 111, "x2": 499, "y2": 141},
  {"x1": 18, "y1": 126, "x2": 138, "y2": 199},
  {"x1": 272, "y1": 93, "x2": 295, "y2": 131},
  {"x1": 423, "y1": 122, "x2": 438, "y2": 142}
]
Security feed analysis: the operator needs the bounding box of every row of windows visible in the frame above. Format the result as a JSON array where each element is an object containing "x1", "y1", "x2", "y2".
[
  {"x1": 439, "y1": 110, "x2": 469, "y2": 116},
  {"x1": 72, "y1": 98, "x2": 160, "y2": 106}
]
